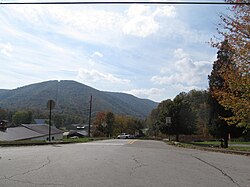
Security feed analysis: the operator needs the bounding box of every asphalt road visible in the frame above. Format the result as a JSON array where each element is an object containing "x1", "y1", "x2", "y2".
[{"x1": 0, "y1": 139, "x2": 249, "y2": 187}]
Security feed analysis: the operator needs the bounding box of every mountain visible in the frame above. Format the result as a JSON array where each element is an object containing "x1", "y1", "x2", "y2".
[{"x1": 0, "y1": 80, "x2": 157, "y2": 118}]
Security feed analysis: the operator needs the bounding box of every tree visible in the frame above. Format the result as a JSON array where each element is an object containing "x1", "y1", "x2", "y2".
[
  {"x1": 185, "y1": 90, "x2": 211, "y2": 138},
  {"x1": 212, "y1": 0, "x2": 250, "y2": 128},
  {"x1": 208, "y1": 40, "x2": 235, "y2": 148},
  {"x1": 152, "y1": 93, "x2": 196, "y2": 141},
  {"x1": 92, "y1": 112, "x2": 106, "y2": 137},
  {"x1": 12, "y1": 110, "x2": 33, "y2": 126},
  {"x1": 105, "y1": 112, "x2": 115, "y2": 137},
  {"x1": 157, "y1": 99, "x2": 175, "y2": 137},
  {"x1": 171, "y1": 93, "x2": 197, "y2": 141},
  {"x1": 131, "y1": 118, "x2": 144, "y2": 136},
  {"x1": 114, "y1": 115, "x2": 129, "y2": 134},
  {"x1": 92, "y1": 111, "x2": 115, "y2": 137},
  {"x1": 147, "y1": 108, "x2": 160, "y2": 136},
  {"x1": 0, "y1": 109, "x2": 7, "y2": 121}
]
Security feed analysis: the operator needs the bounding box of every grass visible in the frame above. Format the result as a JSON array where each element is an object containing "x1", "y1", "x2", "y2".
[
  {"x1": 166, "y1": 140, "x2": 250, "y2": 155},
  {"x1": 0, "y1": 140, "x2": 48, "y2": 146},
  {"x1": 0, "y1": 137, "x2": 108, "y2": 146},
  {"x1": 62, "y1": 137, "x2": 107, "y2": 143},
  {"x1": 189, "y1": 141, "x2": 250, "y2": 152},
  {"x1": 190, "y1": 141, "x2": 250, "y2": 147},
  {"x1": 229, "y1": 141, "x2": 250, "y2": 145},
  {"x1": 191, "y1": 141, "x2": 220, "y2": 147},
  {"x1": 228, "y1": 146, "x2": 250, "y2": 152}
]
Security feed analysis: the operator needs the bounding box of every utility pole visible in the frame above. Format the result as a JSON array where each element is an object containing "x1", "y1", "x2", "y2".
[
  {"x1": 49, "y1": 103, "x2": 52, "y2": 141},
  {"x1": 88, "y1": 95, "x2": 92, "y2": 137},
  {"x1": 47, "y1": 100, "x2": 55, "y2": 142}
]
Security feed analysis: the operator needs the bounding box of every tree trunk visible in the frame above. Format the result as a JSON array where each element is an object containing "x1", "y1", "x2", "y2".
[
  {"x1": 223, "y1": 133, "x2": 229, "y2": 148},
  {"x1": 176, "y1": 134, "x2": 179, "y2": 142}
]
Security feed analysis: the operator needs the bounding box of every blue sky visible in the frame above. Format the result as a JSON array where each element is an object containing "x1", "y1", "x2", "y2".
[{"x1": 0, "y1": 0, "x2": 229, "y2": 102}]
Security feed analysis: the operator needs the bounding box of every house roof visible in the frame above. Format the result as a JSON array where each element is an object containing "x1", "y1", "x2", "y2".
[
  {"x1": 67, "y1": 130, "x2": 88, "y2": 137},
  {"x1": 21, "y1": 124, "x2": 63, "y2": 135},
  {"x1": 0, "y1": 127, "x2": 43, "y2": 141},
  {"x1": 0, "y1": 124, "x2": 64, "y2": 141}
]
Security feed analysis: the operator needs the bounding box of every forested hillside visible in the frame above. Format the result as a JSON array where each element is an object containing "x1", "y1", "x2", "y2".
[{"x1": 0, "y1": 80, "x2": 157, "y2": 118}]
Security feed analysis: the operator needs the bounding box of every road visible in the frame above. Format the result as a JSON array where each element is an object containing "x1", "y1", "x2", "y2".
[{"x1": 0, "y1": 139, "x2": 249, "y2": 187}]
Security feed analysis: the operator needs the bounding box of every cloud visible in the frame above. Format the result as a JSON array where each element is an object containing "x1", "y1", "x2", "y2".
[
  {"x1": 174, "y1": 48, "x2": 189, "y2": 59},
  {"x1": 152, "y1": 58, "x2": 211, "y2": 86},
  {"x1": 77, "y1": 68, "x2": 130, "y2": 84},
  {"x1": 127, "y1": 4, "x2": 151, "y2": 17},
  {"x1": 123, "y1": 15, "x2": 159, "y2": 38},
  {"x1": 0, "y1": 4, "x2": 220, "y2": 102},
  {"x1": 2, "y1": 6, "x2": 125, "y2": 48},
  {"x1": 92, "y1": 51, "x2": 103, "y2": 58},
  {"x1": 153, "y1": 5, "x2": 176, "y2": 18},
  {"x1": 125, "y1": 87, "x2": 166, "y2": 102},
  {"x1": 0, "y1": 42, "x2": 13, "y2": 57},
  {"x1": 172, "y1": 84, "x2": 200, "y2": 92},
  {"x1": 1, "y1": 4, "x2": 205, "y2": 45},
  {"x1": 151, "y1": 48, "x2": 212, "y2": 89},
  {"x1": 123, "y1": 5, "x2": 176, "y2": 38}
]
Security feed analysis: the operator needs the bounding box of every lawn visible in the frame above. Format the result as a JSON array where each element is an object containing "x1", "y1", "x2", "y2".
[
  {"x1": 62, "y1": 137, "x2": 107, "y2": 143},
  {"x1": 189, "y1": 141, "x2": 250, "y2": 152},
  {"x1": 0, "y1": 137, "x2": 107, "y2": 146}
]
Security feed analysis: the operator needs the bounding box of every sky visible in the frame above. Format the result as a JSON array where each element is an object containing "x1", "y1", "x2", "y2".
[{"x1": 0, "y1": 0, "x2": 230, "y2": 102}]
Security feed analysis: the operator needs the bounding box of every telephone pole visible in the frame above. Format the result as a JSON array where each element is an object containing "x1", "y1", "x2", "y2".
[
  {"x1": 47, "y1": 100, "x2": 55, "y2": 142},
  {"x1": 88, "y1": 95, "x2": 92, "y2": 137}
]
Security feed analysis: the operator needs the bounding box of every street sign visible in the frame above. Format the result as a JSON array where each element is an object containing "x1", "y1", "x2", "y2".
[
  {"x1": 166, "y1": 117, "x2": 171, "y2": 123},
  {"x1": 47, "y1": 100, "x2": 55, "y2": 110},
  {"x1": 101, "y1": 121, "x2": 107, "y2": 127}
]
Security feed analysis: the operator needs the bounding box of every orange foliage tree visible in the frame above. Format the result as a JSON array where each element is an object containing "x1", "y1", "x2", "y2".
[{"x1": 212, "y1": 0, "x2": 250, "y2": 128}]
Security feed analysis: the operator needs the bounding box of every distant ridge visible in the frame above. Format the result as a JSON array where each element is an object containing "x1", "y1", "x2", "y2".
[{"x1": 0, "y1": 80, "x2": 157, "y2": 118}]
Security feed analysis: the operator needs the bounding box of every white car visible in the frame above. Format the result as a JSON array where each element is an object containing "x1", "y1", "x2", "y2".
[{"x1": 117, "y1": 133, "x2": 133, "y2": 139}]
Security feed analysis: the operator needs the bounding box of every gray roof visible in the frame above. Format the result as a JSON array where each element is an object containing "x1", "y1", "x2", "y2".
[
  {"x1": 68, "y1": 130, "x2": 88, "y2": 137},
  {"x1": 0, "y1": 127, "x2": 43, "y2": 141},
  {"x1": 0, "y1": 124, "x2": 63, "y2": 141},
  {"x1": 21, "y1": 124, "x2": 63, "y2": 135}
]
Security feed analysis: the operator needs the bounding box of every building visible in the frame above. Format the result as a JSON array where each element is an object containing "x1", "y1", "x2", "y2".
[
  {"x1": 0, "y1": 124, "x2": 63, "y2": 141},
  {"x1": 0, "y1": 120, "x2": 8, "y2": 132},
  {"x1": 65, "y1": 130, "x2": 88, "y2": 138},
  {"x1": 34, "y1": 119, "x2": 46, "y2": 125}
]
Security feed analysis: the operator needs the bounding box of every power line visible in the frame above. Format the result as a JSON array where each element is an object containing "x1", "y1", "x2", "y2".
[{"x1": 0, "y1": 1, "x2": 249, "y2": 5}]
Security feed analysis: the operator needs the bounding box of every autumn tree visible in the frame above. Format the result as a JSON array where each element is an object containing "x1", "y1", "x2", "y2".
[
  {"x1": 114, "y1": 115, "x2": 127, "y2": 134},
  {"x1": 92, "y1": 112, "x2": 106, "y2": 137},
  {"x1": 92, "y1": 111, "x2": 115, "y2": 137},
  {"x1": 106, "y1": 112, "x2": 115, "y2": 137},
  {"x1": 212, "y1": 0, "x2": 250, "y2": 128},
  {"x1": 114, "y1": 115, "x2": 144, "y2": 136},
  {"x1": 0, "y1": 109, "x2": 7, "y2": 121}
]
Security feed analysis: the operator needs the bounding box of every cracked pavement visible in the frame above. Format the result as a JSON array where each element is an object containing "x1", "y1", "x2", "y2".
[{"x1": 0, "y1": 139, "x2": 249, "y2": 187}]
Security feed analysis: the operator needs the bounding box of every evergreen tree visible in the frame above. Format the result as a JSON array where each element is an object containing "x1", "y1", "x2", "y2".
[{"x1": 208, "y1": 40, "x2": 235, "y2": 148}]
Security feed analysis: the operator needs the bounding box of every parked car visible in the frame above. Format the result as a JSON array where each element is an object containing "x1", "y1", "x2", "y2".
[{"x1": 117, "y1": 133, "x2": 134, "y2": 139}]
